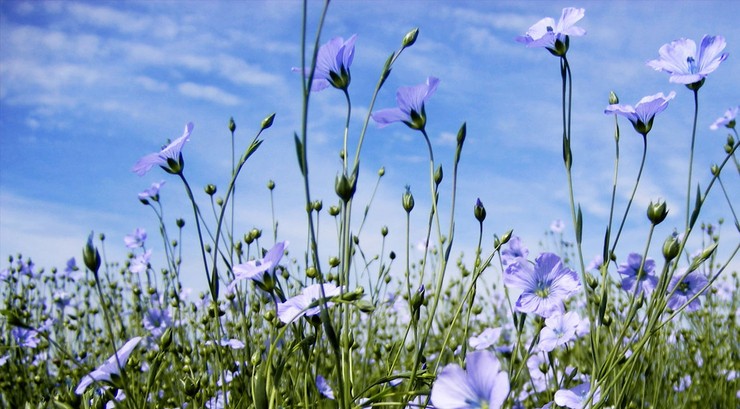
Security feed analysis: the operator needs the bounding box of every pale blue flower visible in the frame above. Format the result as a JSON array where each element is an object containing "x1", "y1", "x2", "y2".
[
  {"x1": 468, "y1": 327, "x2": 502, "y2": 351},
  {"x1": 431, "y1": 350, "x2": 509, "y2": 409},
  {"x1": 12, "y1": 327, "x2": 40, "y2": 348},
  {"x1": 129, "y1": 249, "x2": 152, "y2": 274},
  {"x1": 228, "y1": 241, "x2": 288, "y2": 293},
  {"x1": 605, "y1": 92, "x2": 676, "y2": 136},
  {"x1": 647, "y1": 35, "x2": 729, "y2": 85},
  {"x1": 138, "y1": 180, "x2": 165, "y2": 202},
  {"x1": 501, "y1": 236, "x2": 529, "y2": 266},
  {"x1": 143, "y1": 307, "x2": 172, "y2": 338},
  {"x1": 124, "y1": 228, "x2": 147, "y2": 249},
  {"x1": 504, "y1": 253, "x2": 581, "y2": 317},
  {"x1": 132, "y1": 122, "x2": 193, "y2": 176},
  {"x1": 538, "y1": 311, "x2": 581, "y2": 352},
  {"x1": 75, "y1": 336, "x2": 143, "y2": 395},
  {"x1": 373, "y1": 77, "x2": 440, "y2": 131},
  {"x1": 277, "y1": 283, "x2": 342, "y2": 323},
  {"x1": 516, "y1": 7, "x2": 586, "y2": 55},
  {"x1": 710, "y1": 106, "x2": 738, "y2": 130},
  {"x1": 554, "y1": 377, "x2": 601, "y2": 409}
]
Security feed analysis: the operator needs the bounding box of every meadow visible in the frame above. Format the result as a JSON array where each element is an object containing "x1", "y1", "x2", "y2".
[{"x1": 1, "y1": 3, "x2": 738, "y2": 408}]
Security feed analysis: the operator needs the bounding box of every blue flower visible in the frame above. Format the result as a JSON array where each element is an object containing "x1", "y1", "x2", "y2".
[
  {"x1": 316, "y1": 375, "x2": 335, "y2": 400},
  {"x1": 138, "y1": 180, "x2": 166, "y2": 202},
  {"x1": 516, "y1": 7, "x2": 586, "y2": 56},
  {"x1": 647, "y1": 35, "x2": 729, "y2": 86},
  {"x1": 143, "y1": 307, "x2": 172, "y2": 338},
  {"x1": 604, "y1": 92, "x2": 675, "y2": 137},
  {"x1": 75, "y1": 336, "x2": 143, "y2": 395},
  {"x1": 667, "y1": 269, "x2": 708, "y2": 312},
  {"x1": 372, "y1": 77, "x2": 440, "y2": 131},
  {"x1": 431, "y1": 350, "x2": 509, "y2": 409},
  {"x1": 538, "y1": 311, "x2": 582, "y2": 352},
  {"x1": 618, "y1": 253, "x2": 658, "y2": 296},
  {"x1": 124, "y1": 228, "x2": 147, "y2": 249},
  {"x1": 501, "y1": 236, "x2": 529, "y2": 266},
  {"x1": 132, "y1": 122, "x2": 193, "y2": 176},
  {"x1": 228, "y1": 241, "x2": 288, "y2": 293},
  {"x1": 11, "y1": 327, "x2": 41, "y2": 348},
  {"x1": 294, "y1": 35, "x2": 357, "y2": 91},
  {"x1": 710, "y1": 106, "x2": 738, "y2": 130},
  {"x1": 277, "y1": 283, "x2": 342, "y2": 324},
  {"x1": 504, "y1": 253, "x2": 581, "y2": 318}
]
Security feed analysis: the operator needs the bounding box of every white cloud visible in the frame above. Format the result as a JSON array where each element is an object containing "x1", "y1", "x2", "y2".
[{"x1": 177, "y1": 82, "x2": 241, "y2": 106}]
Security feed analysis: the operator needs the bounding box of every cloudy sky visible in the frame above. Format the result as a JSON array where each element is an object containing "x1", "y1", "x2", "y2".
[{"x1": 1, "y1": 0, "x2": 738, "y2": 293}]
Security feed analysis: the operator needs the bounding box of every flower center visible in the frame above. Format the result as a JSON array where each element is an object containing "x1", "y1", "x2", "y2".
[
  {"x1": 678, "y1": 281, "x2": 690, "y2": 294},
  {"x1": 535, "y1": 280, "x2": 550, "y2": 298},
  {"x1": 686, "y1": 56, "x2": 697, "y2": 74},
  {"x1": 546, "y1": 26, "x2": 554, "y2": 32}
]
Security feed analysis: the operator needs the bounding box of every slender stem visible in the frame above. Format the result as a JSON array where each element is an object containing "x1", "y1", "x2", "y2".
[
  {"x1": 610, "y1": 136, "x2": 649, "y2": 254},
  {"x1": 685, "y1": 89, "x2": 700, "y2": 230}
]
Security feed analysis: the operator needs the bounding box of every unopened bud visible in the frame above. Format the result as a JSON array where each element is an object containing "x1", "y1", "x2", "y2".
[
  {"x1": 609, "y1": 91, "x2": 619, "y2": 105},
  {"x1": 434, "y1": 165, "x2": 443, "y2": 185},
  {"x1": 378, "y1": 167, "x2": 385, "y2": 177},
  {"x1": 176, "y1": 219, "x2": 185, "y2": 228},
  {"x1": 329, "y1": 205, "x2": 340, "y2": 216},
  {"x1": 647, "y1": 200, "x2": 668, "y2": 225},
  {"x1": 82, "y1": 232, "x2": 101, "y2": 274},
  {"x1": 474, "y1": 198, "x2": 486, "y2": 223},
  {"x1": 402, "y1": 28, "x2": 419, "y2": 48},
  {"x1": 381, "y1": 226, "x2": 388, "y2": 237},
  {"x1": 329, "y1": 256, "x2": 340, "y2": 268},
  {"x1": 711, "y1": 164, "x2": 720, "y2": 176},
  {"x1": 267, "y1": 180, "x2": 275, "y2": 190},
  {"x1": 261, "y1": 113, "x2": 276, "y2": 130},
  {"x1": 402, "y1": 185, "x2": 415, "y2": 213},
  {"x1": 205, "y1": 184, "x2": 217, "y2": 196},
  {"x1": 228, "y1": 117, "x2": 236, "y2": 133}
]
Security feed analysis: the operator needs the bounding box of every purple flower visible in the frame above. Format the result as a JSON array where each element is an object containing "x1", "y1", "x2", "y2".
[
  {"x1": 538, "y1": 311, "x2": 581, "y2": 352},
  {"x1": 316, "y1": 375, "x2": 335, "y2": 400},
  {"x1": 228, "y1": 241, "x2": 288, "y2": 293},
  {"x1": 504, "y1": 253, "x2": 581, "y2": 318},
  {"x1": 647, "y1": 35, "x2": 729, "y2": 86},
  {"x1": 667, "y1": 269, "x2": 708, "y2": 312},
  {"x1": 294, "y1": 35, "x2": 357, "y2": 91},
  {"x1": 430, "y1": 350, "x2": 509, "y2": 409},
  {"x1": 710, "y1": 106, "x2": 738, "y2": 130},
  {"x1": 468, "y1": 327, "x2": 502, "y2": 351},
  {"x1": 138, "y1": 180, "x2": 166, "y2": 202},
  {"x1": 372, "y1": 77, "x2": 440, "y2": 131},
  {"x1": 61, "y1": 257, "x2": 84, "y2": 280},
  {"x1": 554, "y1": 377, "x2": 601, "y2": 409},
  {"x1": 11, "y1": 327, "x2": 40, "y2": 348},
  {"x1": 277, "y1": 283, "x2": 342, "y2": 323},
  {"x1": 618, "y1": 253, "x2": 658, "y2": 296},
  {"x1": 75, "y1": 336, "x2": 143, "y2": 395},
  {"x1": 53, "y1": 290, "x2": 75, "y2": 310},
  {"x1": 515, "y1": 7, "x2": 586, "y2": 56},
  {"x1": 132, "y1": 122, "x2": 193, "y2": 176},
  {"x1": 501, "y1": 235, "x2": 529, "y2": 266},
  {"x1": 143, "y1": 308, "x2": 172, "y2": 338},
  {"x1": 205, "y1": 339, "x2": 245, "y2": 349},
  {"x1": 604, "y1": 91, "x2": 676, "y2": 136},
  {"x1": 124, "y1": 228, "x2": 147, "y2": 249},
  {"x1": 129, "y1": 249, "x2": 152, "y2": 275}
]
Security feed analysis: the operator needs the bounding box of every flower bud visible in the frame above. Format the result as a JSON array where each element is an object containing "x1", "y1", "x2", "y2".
[
  {"x1": 661, "y1": 235, "x2": 680, "y2": 262},
  {"x1": 228, "y1": 117, "x2": 236, "y2": 133},
  {"x1": 710, "y1": 164, "x2": 720, "y2": 176},
  {"x1": 82, "y1": 232, "x2": 101, "y2": 274},
  {"x1": 647, "y1": 200, "x2": 668, "y2": 225},
  {"x1": 474, "y1": 198, "x2": 486, "y2": 223},
  {"x1": 434, "y1": 165, "x2": 443, "y2": 185},
  {"x1": 261, "y1": 113, "x2": 276, "y2": 130},
  {"x1": 457, "y1": 122, "x2": 467, "y2": 146},
  {"x1": 205, "y1": 184, "x2": 217, "y2": 196},
  {"x1": 313, "y1": 200, "x2": 323, "y2": 212},
  {"x1": 335, "y1": 173, "x2": 355, "y2": 203},
  {"x1": 328, "y1": 205, "x2": 340, "y2": 216},
  {"x1": 402, "y1": 28, "x2": 419, "y2": 48},
  {"x1": 378, "y1": 167, "x2": 385, "y2": 177},
  {"x1": 329, "y1": 256, "x2": 340, "y2": 268},
  {"x1": 381, "y1": 226, "x2": 388, "y2": 237},
  {"x1": 306, "y1": 266, "x2": 317, "y2": 279},
  {"x1": 176, "y1": 218, "x2": 185, "y2": 228},
  {"x1": 267, "y1": 180, "x2": 275, "y2": 190},
  {"x1": 500, "y1": 230, "x2": 513, "y2": 246},
  {"x1": 609, "y1": 91, "x2": 619, "y2": 105},
  {"x1": 250, "y1": 228, "x2": 262, "y2": 240},
  {"x1": 402, "y1": 186, "x2": 415, "y2": 213},
  {"x1": 410, "y1": 285, "x2": 425, "y2": 320}
]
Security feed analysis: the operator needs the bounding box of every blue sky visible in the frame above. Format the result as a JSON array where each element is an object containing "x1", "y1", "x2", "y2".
[{"x1": 1, "y1": 0, "x2": 738, "y2": 293}]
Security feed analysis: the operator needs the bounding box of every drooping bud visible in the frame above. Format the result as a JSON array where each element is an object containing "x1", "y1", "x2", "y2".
[
  {"x1": 474, "y1": 198, "x2": 486, "y2": 223},
  {"x1": 647, "y1": 200, "x2": 668, "y2": 225}
]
